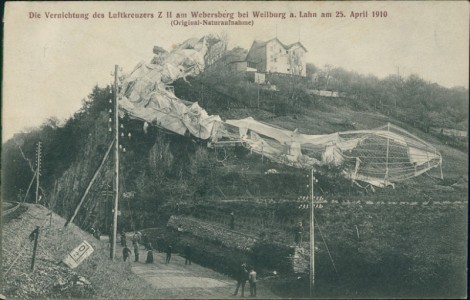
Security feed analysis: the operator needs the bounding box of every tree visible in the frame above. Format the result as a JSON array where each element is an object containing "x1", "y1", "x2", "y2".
[
  {"x1": 306, "y1": 63, "x2": 318, "y2": 78},
  {"x1": 148, "y1": 134, "x2": 174, "y2": 182},
  {"x1": 288, "y1": 49, "x2": 304, "y2": 76},
  {"x1": 323, "y1": 64, "x2": 333, "y2": 90}
]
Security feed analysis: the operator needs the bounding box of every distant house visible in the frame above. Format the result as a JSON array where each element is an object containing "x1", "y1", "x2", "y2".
[
  {"x1": 227, "y1": 61, "x2": 249, "y2": 73},
  {"x1": 430, "y1": 127, "x2": 468, "y2": 138},
  {"x1": 245, "y1": 38, "x2": 307, "y2": 76},
  {"x1": 307, "y1": 89, "x2": 347, "y2": 98}
]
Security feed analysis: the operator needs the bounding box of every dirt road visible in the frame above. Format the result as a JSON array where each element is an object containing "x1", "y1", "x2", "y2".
[{"x1": 130, "y1": 249, "x2": 278, "y2": 299}]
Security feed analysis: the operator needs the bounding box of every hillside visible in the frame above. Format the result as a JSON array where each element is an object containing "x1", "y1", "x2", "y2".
[
  {"x1": 160, "y1": 200, "x2": 467, "y2": 298},
  {"x1": 2, "y1": 203, "x2": 159, "y2": 299},
  {"x1": 1, "y1": 44, "x2": 468, "y2": 298}
]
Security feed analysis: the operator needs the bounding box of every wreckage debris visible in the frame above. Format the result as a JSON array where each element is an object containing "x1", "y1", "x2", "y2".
[{"x1": 117, "y1": 35, "x2": 442, "y2": 188}]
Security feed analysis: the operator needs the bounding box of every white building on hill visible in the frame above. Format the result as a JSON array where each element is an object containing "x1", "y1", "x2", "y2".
[{"x1": 245, "y1": 38, "x2": 307, "y2": 76}]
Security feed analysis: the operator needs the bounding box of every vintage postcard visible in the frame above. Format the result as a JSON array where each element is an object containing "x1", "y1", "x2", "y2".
[{"x1": 2, "y1": 1, "x2": 468, "y2": 299}]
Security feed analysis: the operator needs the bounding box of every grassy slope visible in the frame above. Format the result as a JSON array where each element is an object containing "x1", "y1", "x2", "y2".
[
  {"x1": 2, "y1": 203, "x2": 159, "y2": 299},
  {"x1": 312, "y1": 203, "x2": 468, "y2": 298},
  {"x1": 221, "y1": 102, "x2": 467, "y2": 181}
]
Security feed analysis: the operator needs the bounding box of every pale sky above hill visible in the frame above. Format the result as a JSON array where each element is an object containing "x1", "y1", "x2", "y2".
[{"x1": 3, "y1": 1, "x2": 469, "y2": 141}]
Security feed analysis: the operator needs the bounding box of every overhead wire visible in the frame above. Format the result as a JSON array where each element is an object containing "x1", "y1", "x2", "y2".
[
  {"x1": 13, "y1": 140, "x2": 48, "y2": 203},
  {"x1": 314, "y1": 216, "x2": 338, "y2": 276},
  {"x1": 13, "y1": 139, "x2": 35, "y2": 173},
  {"x1": 120, "y1": 155, "x2": 136, "y2": 232},
  {"x1": 22, "y1": 170, "x2": 37, "y2": 203}
]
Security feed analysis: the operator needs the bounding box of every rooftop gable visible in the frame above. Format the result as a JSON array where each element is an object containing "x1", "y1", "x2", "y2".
[
  {"x1": 286, "y1": 42, "x2": 308, "y2": 53},
  {"x1": 265, "y1": 37, "x2": 289, "y2": 49},
  {"x1": 249, "y1": 38, "x2": 308, "y2": 52}
]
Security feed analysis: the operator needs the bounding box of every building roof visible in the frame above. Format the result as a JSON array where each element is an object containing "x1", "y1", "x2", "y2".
[
  {"x1": 286, "y1": 41, "x2": 308, "y2": 53},
  {"x1": 249, "y1": 38, "x2": 308, "y2": 53}
]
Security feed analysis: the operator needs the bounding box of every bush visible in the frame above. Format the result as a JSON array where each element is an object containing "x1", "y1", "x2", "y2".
[{"x1": 251, "y1": 240, "x2": 295, "y2": 274}]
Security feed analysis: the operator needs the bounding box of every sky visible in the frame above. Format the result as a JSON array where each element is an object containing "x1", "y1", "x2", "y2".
[{"x1": 3, "y1": 1, "x2": 469, "y2": 141}]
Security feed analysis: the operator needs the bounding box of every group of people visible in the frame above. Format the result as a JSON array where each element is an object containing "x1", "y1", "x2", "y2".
[
  {"x1": 120, "y1": 230, "x2": 262, "y2": 297},
  {"x1": 234, "y1": 262, "x2": 257, "y2": 298},
  {"x1": 120, "y1": 230, "x2": 192, "y2": 266},
  {"x1": 122, "y1": 231, "x2": 149, "y2": 263}
]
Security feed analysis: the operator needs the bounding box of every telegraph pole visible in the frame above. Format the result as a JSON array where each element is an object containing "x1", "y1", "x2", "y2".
[
  {"x1": 111, "y1": 64, "x2": 120, "y2": 260},
  {"x1": 35, "y1": 142, "x2": 42, "y2": 203},
  {"x1": 309, "y1": 168, "x2": 315, "y2": 297}
]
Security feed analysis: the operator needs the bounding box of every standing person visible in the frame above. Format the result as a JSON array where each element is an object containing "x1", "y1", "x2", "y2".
[
  {"x1": 132, "y1": 232, "x2": 139, "y2": 245},
  {"x1": 295, "y1": 221, "x2": 304, "y2": 247},
  {"x1": 94, "y1": 228, "x2": 101, "y2": 240},
  {"x1": 184, "y1": 243, "x2": 192, "y2": 265},
  {"x1": 165, "y1": 245, "x2": 173, "y2": 264},
  {"x1": 133, "y1": 242, "x2": 139, "y2": 262},
  {"x1": 120, "y1": 230, "x2": 127, "y2": 247},
  {"x1": 146, "y1": 245, "x2": 154, "y2": 263},
  {"x1": 249, "y1": 267, "x2": 257, "y2": 297},
  {"x1": 122, "y1": 244, "x2": 132, "y2": 262},
  {"x1": 230, "y1": 212, "x2": 235, "y2": 230},
  {"x1": 177, "y1": 224, "x2": 184, "y2": 236},
  {"x1": 233, "y1": 262, "x2": 248, "y2": 297}
]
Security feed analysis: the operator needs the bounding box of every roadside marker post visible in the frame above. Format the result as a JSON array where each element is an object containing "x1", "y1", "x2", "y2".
[
  {"x1": 62, "y1": 241, "x2": 94, "y2": 269},
  {"x1": 29, "y1": 226, "x2": 40, "y2": 271}
]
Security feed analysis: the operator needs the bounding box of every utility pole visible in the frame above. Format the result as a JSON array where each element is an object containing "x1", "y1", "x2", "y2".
[
  {"x1": 385, "y1": 122, "x2": 390, "y2": 181},
  {"x1": 35, "y1": 142, "x2": 42, "y2": 203},
  {"x1": 111, "y1": 64, "x2": 120, "y2": 260},
  {"x1": 309, "y1": 168, "x2": 317, "y2": 298},
  {"x1": 104, "y1": 184, "x2": 112, "y2": 235}
]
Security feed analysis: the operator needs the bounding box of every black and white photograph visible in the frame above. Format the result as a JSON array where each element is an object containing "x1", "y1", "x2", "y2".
[{"x1": 1, "y1": 1, "x2": 468, "y2": 299}]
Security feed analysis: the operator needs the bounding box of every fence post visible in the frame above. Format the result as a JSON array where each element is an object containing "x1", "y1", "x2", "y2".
[{"x1": 29, "y1": 226, "x2": 40, "y2": 271}]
